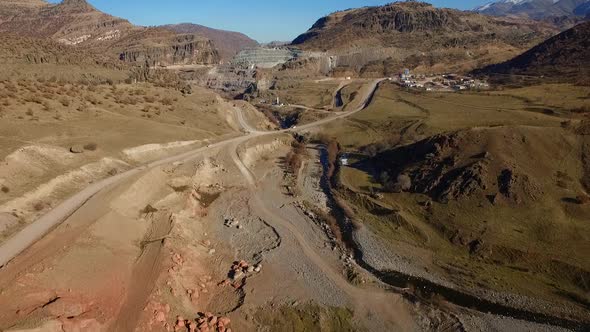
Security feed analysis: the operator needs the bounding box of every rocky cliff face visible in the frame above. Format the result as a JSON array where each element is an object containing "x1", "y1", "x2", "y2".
[
  {"x1": 118, "y1": 32, "x2": 220, "y2": 66},
  {"x1": 0, "y1": 0, "x2": 133, "y2": 42},
  {"x1": 0, "y1": 0, "x2": 220, "y2": 66},
  {"x1": 291, "y1": 2, "x2": 559, "y2": 74},
  {"x1": 162, "y1": 23, "x2": 258, "y2": 61},
  {"x1": 293, "y1": 2, "x2": 555, "y2": 49},
  {"x1": 352, "y1": 3, "x2": 461, "y2": 33}
]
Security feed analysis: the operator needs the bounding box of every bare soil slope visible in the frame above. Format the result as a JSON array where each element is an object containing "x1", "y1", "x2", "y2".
[{"x1": 0, "y1": 34, "x2": 129, "y2": 82}]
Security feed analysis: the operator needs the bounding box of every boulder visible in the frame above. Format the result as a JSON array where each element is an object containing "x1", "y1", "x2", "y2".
[
  {"x1": 70, "y1": 145, "x2": 84, "y2": 154},
  {"x1": 395, "y1": 174, "x2": 412, "y2": 192},
  {"x1": 155, "y1": 311, "x2": 166, "y2": 323},
  {"x1": 231, "y1": 270, "x2": 244, "y2": 280},
  {"x1": 218, "y1": 317, "x2": 231, "y2": 326}
]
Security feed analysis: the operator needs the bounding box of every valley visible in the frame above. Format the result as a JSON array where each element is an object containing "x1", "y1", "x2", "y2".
[{"x1": 0, "y1": 0, "x2": 588, "y2": 332}]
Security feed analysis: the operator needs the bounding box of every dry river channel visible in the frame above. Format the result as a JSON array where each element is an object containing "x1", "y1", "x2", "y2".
[{"x1": 0, "y1": 79, "x2": 586, "y2": 331}]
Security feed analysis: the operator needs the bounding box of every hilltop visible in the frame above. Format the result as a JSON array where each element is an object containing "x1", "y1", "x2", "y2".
[
  {"x1": 476, "y1": 21, "x2": 590, "y2": 84},
  {"x1": 291, "y1": 2, "x2": 558, "y2": 74}
]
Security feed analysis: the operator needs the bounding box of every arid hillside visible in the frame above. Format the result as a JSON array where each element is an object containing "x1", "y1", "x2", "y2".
[
  {"x1": 359, "y1": 123, "x2": 590, "y2": 316},
  {"x1": 312, "y1": 81, "x2": 590, "y2": 325},
  {"x1": 291, "y1": 2, "x2": 559, "y2": 74},
  {"x1": 0, "y1": 33, "x2": 130, "y2": 82},
  {"x1": 476, "y1": 21, "x2": 590, "y2": 84},
  {"x1": 162, "y1": 23, "x2": 258, "y2": 61},
  {"x1": 0, "y1": 0, "x2": 220, "y2": 66},
  {"x1": 0, "y1": 0, "x2": 46, "y2": 17}
]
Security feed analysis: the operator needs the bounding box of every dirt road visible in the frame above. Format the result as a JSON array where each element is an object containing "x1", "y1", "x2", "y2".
[
  {"x1": 228, "y1": 78, "x2": 415, "y2": 329},
  {"x1": 0, "y1": 135, "x2": 235, "y2": 268},
  {"x1": 0, "y1": 79, "x2": 386, "y2": 331},
  {"x1": 230, "y1": 142, "x2": 413, "y2": 330},
  {"x1": 0, "y1": 78, "x2": 383, "y2": 267}
]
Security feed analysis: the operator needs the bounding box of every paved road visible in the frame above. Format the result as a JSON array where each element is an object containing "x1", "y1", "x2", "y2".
[{"x1": 0, "y1": 79, "x2": 384, "y2": 269}]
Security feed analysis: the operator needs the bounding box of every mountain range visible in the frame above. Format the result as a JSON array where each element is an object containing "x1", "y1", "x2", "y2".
[
  {"x1": 0, "y1": 0, "x2": 585, "y2": 85},
  {"x1": 475, "y1": 0, "x2": 590, "y2": 19}
]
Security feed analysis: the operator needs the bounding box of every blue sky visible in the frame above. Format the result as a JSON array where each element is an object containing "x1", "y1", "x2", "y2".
[{"x1": 47, "y1": 0, "x2": 491, "y2": 42}]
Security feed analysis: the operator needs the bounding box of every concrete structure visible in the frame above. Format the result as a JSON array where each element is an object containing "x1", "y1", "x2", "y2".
[
  {"x1": 340, "y1": 154, "x2": 349, "y2": 166},
  {"x1": 231, "y1": 47, "x2": 303, "y2": 69}
]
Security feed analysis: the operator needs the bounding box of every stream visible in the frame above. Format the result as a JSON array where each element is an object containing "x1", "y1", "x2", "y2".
[{"x1": 316, "y1": 145, "x2": 588, "y2": 332}]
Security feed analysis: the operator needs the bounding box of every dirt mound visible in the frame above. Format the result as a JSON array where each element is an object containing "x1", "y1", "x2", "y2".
[
  {"x1": 367, "y1": 126, "x2": 571, "y2": 203},
  {"x1": 121, "y1": 140, "x2": 201, "y2": 163}
]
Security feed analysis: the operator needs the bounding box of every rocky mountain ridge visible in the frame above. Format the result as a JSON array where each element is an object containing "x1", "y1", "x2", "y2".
[
  {"x1": 291, "y1": 2, "x2": 559, "y2": 74},
  {"x1": 0, "y1": 0, "x2": 220, "y2": 66},
  {"x1": 293, "y1": 2, "x2": 556, "y2": 48}
]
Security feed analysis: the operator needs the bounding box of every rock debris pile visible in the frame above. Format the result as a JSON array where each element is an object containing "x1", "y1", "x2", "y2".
[
  {"x1": 223, "y1": 217, "x2": 241, "y2": 229},
  {"x1": 173, "y1": 313, "x2": 232, "y2": 332},
  {"x1": 219, "y1": 260, "x2": 262, "y2": 289}
]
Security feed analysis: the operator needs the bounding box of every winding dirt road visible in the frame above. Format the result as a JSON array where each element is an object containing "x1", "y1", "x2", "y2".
[
  {"x1": 0, "y1": 78, "x2": 385, "y2": 331},
  {"x1": 0, "y1": 78, "x2": 383, "y2": 273}
]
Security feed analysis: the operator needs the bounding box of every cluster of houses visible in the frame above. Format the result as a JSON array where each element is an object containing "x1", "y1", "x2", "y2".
[{"x1": 397, "y1": 69, "x2": 489, "y2": 92}]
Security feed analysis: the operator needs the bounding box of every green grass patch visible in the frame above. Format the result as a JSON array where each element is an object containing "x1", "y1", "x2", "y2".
[{"x1": 254, "y1": 303, "x2": 358, "y2": 332}]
